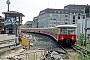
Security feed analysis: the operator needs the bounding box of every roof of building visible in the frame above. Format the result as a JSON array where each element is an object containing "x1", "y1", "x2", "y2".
[
  {"x1": 2, "y1": 11, "x2": 25, "y2": 17},
  {"x1": 56, "y1": 25, "x2": 76, "y2": 28},
  {"x1": 39, "y1": 6, "x2": 85, "y2": 15},
  {"x1": 24, "y1": 21, "x2": 33, "y2": 24},
  {"x1": 39, "y1": 8, "x2": 67, "y2": 15},
  {"x1": 64, "y1": 4, "x2": 86, "y2": 8},
  {"x1": 33, "y1": 16, "x2": 38, "y2": 20},
  {"x1": 39, "y1": 4, "x2": 90, "y2": 16}
]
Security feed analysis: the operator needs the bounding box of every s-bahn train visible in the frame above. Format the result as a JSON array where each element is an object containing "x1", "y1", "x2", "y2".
[{"x1": 21, "y1": 25, "x2": 76, "y2": 46}]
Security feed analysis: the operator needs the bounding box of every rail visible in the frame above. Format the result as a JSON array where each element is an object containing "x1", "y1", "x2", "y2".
[
  {"x1": 0, "y1": 39, "x2": 14, "y2": 44},
  {"x1": 0, "y1": 44, "x2": 20, "y2": 53},
  {"x1": 72, "y1": 44, "x2": 90, "y2": 60},
  {"x1": 60, "y1": 45, "x2": 77, "y2": 60}
]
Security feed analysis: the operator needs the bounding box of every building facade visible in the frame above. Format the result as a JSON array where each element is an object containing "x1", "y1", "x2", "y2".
[
  {"x1": 32, "y1": 16, "x2": 38, "y2": 28},
  {"x1": 0, "y1": 16, "x2": 4, "y2": 32},
  {"x1": 77, "y1": 18, "x2": 90, "y2": 38},
  {"x1": 2, "y1": 11, "x2": 24, "y2": 35},
  {"x1": 23, "y1": 16, "x2": 38, "y2": 28},
  {"x1": 24, "y1": 21, "x2": 33, "y2": 28},
  {"x1": 36, "y1": 4, "x2": 88, "y2": 28}
]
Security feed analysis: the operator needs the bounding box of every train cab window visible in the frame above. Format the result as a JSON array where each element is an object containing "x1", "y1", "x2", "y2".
[
  {"x1": 60, "y1": 28, "x2": 67, "y2": 34},
  {"x1": 68, "y1": 28, "x2": 75, "y2": 34}
]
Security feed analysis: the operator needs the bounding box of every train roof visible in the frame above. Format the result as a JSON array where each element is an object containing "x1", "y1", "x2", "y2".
[
  {"x1": 21, "y1": 28, "x2": 48, "y2": 30},
  {"x1": 56, "y1": 25, "x2": 76, "y2": 28}
]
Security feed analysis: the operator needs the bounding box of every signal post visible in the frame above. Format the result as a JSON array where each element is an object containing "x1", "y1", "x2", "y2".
[{"x1": 84, "y1": 4, "x2": 89, "y2": 48}]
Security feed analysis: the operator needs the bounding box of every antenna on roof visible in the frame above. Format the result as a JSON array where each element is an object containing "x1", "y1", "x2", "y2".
[{"x1": 48, "y1": 0, "x2": 49, "y2": 8}]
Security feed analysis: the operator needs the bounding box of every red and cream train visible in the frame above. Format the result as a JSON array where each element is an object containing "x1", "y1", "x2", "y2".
[{"x1": 21, "y1": 25, "x2": 76, "y2": 46}]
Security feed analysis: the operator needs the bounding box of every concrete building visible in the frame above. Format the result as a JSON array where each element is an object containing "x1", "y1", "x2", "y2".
[
  {"x1": 2, "y1": 11, "x2": 24, "y2": 35},
  {"x1": 24, "y1": 16, "x2": 38, "y2": 28},
  {"x1": 24, "y1": 21, "x2": 33, "y2": 28},
  {"x1": 36, "y1": 4, "x2": 89, "y2": 28},
  {"x1": 0, "y1": 16, "x2": 4, "y2": 32},
  {"x1": 64, "y1": 4, "x2": 86, "y2": 11},
  {"x1": 33, "y1": 16, "x2": 38, "y2": 28},
  {"x1": 77, "y1": 18, "x2": 90, "y2": 38}
]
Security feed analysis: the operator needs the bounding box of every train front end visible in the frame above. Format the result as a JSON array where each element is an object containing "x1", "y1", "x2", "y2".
[{"x1": 56, "y1": 25, "x2": 76, "y2": 46}]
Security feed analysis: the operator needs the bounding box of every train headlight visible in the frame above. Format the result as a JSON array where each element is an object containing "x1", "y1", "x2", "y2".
[
  {"x1": 72, "y1": 36, "x2": 74, "y2": 40},
  {"x1": 61, "y1": 36, "x2": 64, "y2": 40}
]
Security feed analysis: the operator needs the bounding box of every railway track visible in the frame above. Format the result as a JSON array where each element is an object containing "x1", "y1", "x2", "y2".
[
  {"x1": 0, "y1": 43, "x2": 20, "y2": 55},
  {"x1": 0, "y1": 33, "x2": 77, "y2": 60},
  {"x1": 0, "y1": 39, "x2": 20, "y2": 56},
  {"x1": 72, "y1": 44, "x2": 90, "y2": 60},
  {"x1": 44, "y1": 45, "x2": 76, "y2": 60},
  {"x1": 0, "y1": 39, "x2": 16, "y2": 52},
  {"x1": 0, "y1": 39, "x2": 14, "y2": 44},
  {"x1": 28, "y1": 33, "x2": 77, "y2": 60},
  {"x1": 60, "y1": 45, "x2": 77, "y2": 60}
]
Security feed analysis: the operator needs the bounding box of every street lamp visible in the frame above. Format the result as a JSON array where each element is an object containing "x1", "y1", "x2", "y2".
[
  {"x1": 6, "y1": 0, "x2": 11, "y2": 11},
  {"x1": 81, "y1": 14, "x2": 86, "y2": 34}
]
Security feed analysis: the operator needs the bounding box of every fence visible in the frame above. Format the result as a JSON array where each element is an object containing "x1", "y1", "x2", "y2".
[{"x1": 6, "y1": 50, "x2": 46, "y2": 60}]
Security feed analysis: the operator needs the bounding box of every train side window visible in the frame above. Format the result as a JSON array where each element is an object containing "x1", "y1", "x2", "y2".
[{"x1": 54, "y1": 29, "x2": 57, "y2": 34}]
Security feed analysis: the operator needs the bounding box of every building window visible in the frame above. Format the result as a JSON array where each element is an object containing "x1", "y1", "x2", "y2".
[
  {"x1": 83, "y1": 16, "x2": 85, "y2": 19},
  {"x1": 50, "y1": 18, "x2": 52, "y2": 20},
  {"x1": 50, "y1": 14, "x2": 52, "y2": 17},
  {"x1": 52, "y1": 14, "x2": 58, "y2": 16},
  {"x1": 53, "y1": 18, "x2": 56, "y2": 20},
  {"x1": 58, "y1": 22, "x2": 60, "y2": 24},
  {"x1": 73, "y1": 22, "x2": 75, "y2": 24},
  {"x1": 73, "y1": 20, "x2": 75, "y2": 22},
  {"x1": 78, "y1": 16, "x2": 80, "y2": 19},
  {"x1": 62, "y1": 11, "x2": 63, "y2": 13},
  {"x1": 50, "y1": 22, "x2": 52, "y2": 24},
  {"x1": 50, "y1": 11, "x2": 52, "y2": 13},
  {"x1": 66, "y1": 12, "x2": 68, "y2": 13},
  {"x1": 54, "y1": 11, "x2": 57, "y2": 13},
  {"x1": 65, "y1": 23, "x2": 68, "y2": 24},
  {"x1": 75, "y1": 9, "x2": 77, "y2": 11},
  {"x1": 77, "y1": 9, "x2": 80, "y2": 11},
  {"x1": 73, "y1": 16, "x2": 75, "y2": 19},
  {"x1": 58, "y1": 11, "x2": 60, "y2": 13},
  {"x1": 72, "y1": 9, "x2": 74, "y2": 10},
  {"x1": 65, "y1": 19, "x2": 68, "y2": 21},
  {"x1": 29, "y1": 26, "x2": 31, "y2": 27},
  {"x1": 65, "y1": 15, "x2": 68, "y2": 17},
  {"x1": 78, "y1": 13, "x2": 81, "y2": 15}
]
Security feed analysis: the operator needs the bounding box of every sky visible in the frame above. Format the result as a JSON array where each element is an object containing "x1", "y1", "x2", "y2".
[{"x1": 0, "y1": 0, "x2": 90, "y2": 24}]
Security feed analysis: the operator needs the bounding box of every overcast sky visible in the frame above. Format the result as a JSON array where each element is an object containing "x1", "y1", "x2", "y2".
[{"x1": 0, "y1": 0, "x2": 90, "y2": 24}]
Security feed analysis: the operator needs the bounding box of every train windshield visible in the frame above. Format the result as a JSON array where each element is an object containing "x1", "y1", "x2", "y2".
[
  {"x1": 60, "y1": 28, "x2": 76, "y2": 34},
  {"x1": 67, "y1": 28, "x2": 75, "y2": 34},
  {"x1": 60, "y1": 28, "x2": 67, "y2": 34}
]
